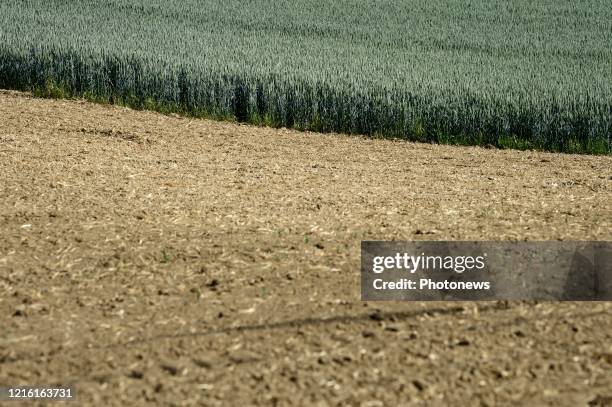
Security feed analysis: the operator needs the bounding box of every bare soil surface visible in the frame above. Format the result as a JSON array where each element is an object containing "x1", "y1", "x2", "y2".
[{"x1": 1, "y1": 90, "x2": 611, "y2": 406}]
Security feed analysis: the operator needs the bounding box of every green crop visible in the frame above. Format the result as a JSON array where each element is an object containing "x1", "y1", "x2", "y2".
[{"x1": 0, "y1": 0, "x2": 610, "y2": 153}]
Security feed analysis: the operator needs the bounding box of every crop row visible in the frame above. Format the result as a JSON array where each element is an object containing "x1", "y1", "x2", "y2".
[{"x1": 0, "y1": 0, "x2": 610, "y2": 153}]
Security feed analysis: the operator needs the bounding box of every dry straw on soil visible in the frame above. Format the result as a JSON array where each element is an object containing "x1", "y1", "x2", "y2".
[{"x1": 1, "y1": 91, "x2": 611, "y2": 406}]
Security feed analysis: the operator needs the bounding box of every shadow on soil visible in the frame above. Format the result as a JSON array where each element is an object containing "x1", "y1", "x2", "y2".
[{"x1": 105, "y1": 304, "x2": 504, "y2": 349}]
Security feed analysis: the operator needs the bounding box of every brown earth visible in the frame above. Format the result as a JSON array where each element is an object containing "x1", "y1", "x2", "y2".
[{"x1": 0, "y1": 90, "x2": 611, "y2": 406}]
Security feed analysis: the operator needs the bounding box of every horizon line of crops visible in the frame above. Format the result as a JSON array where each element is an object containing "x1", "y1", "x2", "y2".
[{"x1": 0, "y1": 0, "x2": 610, "y2": 154}]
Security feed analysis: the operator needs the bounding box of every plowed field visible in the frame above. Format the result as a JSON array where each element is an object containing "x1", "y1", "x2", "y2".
[{"x1": 1, "y1": 91, "x2": 611, "y2": 406}]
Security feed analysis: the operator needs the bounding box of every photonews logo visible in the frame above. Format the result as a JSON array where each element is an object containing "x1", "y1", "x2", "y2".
[{"x1": 371, "y1": 253, "x2": 487, "y2": 274}]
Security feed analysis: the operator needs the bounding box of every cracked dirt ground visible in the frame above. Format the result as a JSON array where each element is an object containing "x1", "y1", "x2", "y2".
[{"x1": 1, "y1": 91, "x2": 611, "y2": 406}]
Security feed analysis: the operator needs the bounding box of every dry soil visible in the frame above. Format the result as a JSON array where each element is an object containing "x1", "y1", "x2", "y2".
[{"x1": 1, "y1": 91, "x2": 611, "y2": 406}]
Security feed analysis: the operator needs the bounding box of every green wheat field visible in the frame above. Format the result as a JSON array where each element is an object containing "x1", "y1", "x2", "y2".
[{"x1": 1, "y1": 0, "x2": 610, "y2": 153}]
